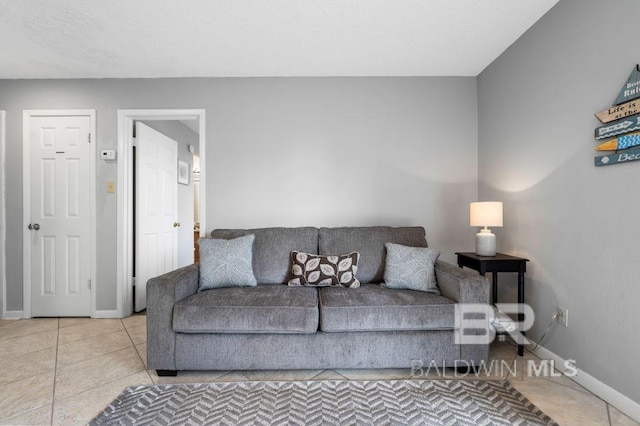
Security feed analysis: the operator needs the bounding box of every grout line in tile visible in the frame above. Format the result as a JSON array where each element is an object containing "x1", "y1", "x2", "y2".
[
  {"x1": 0, "y1": 405, "x2": 52, "y2": 425},
  {"x1": 217, "y1": 371, "x2": 249, "y2": 382},
  {"x1": 57, "y1": 317, "x2": 93, "y2": 329},
  {"x1": 52, "y1": 369, "x2": 148, "y2": 407},
  {"x1": 0, "y1": 351, "x2": 58, "y2": 388},
  {"x1": 513, "y1": 347, "x2": 614, "y2": 417},
  {"x1": 123, "y1": 320, "x2": 143, "y2": 351},
  {"x1": 0, "y1": 330, "x2": 59, "y2": 360},
  {"x1": 143, "y1": 367, "x2": 154, "y2": 384},
  {"x1": 51, "y1": 323, "x2": 146, "y2": 405},
  {"x1": 54, "y1": 363, "x2": 148, "y2": 404},
  {"x1": 56, "y1": 320, "x2": 125, "y2": 343},
  {"x1": 125, "y1": 319, "x2": 155, "y2": 384},
  {"x1": 521, "y1": 347, "x2": 596, "y2": 397},
  {"x1": 309, "y1": 370, "x2": 324, "y2": 380},
  {"x1": 50, "y1": 318, "x2": 59, "y2": 426},
  {"x1": 333, "y1": 370, "x2": 350, "y2": 381},
  {"x1": 55, "y1": 333, "x2": 137, "y2": 373},
  {"x1": 0, "y1": 320, "x2": 21, "y2": 333},
  {"x1": 537, "y1": 374, "x2": 593, "y2": 396},
  {"x1": 215, "y1": 371, "x2": 233, "y2": 381},
  {"x1": 0, "y1": 322, "x2": 62, "y2": 423},
  {"x1": 218, "y1": 370, "x2": 235, "y2": 381},
  {"x1": 0, "y1": 320, "x2": 58, "y2": 342},
  {"x1": 0, "y1": 370, "x2": 56, "y2": 422}
]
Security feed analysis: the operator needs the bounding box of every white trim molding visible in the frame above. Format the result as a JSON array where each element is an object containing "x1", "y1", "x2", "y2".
[
  {"x1": 531, "y1": 344, "x2": 640, "y2": 422},
  {"x1": 92, "y1": 309, "x2": 120, "y2": 319},
  {"x1": 3, "y1": 311, "x2": 24, "y2": 320},
  {"x1": 0, "y1": 111, "x2": 7, "y2": 319},
  {"x1": 116, "y1": 109, "x2": 206, "y2": 318},
  {"x1": 22, "y1": 110, "x2": 97, "y2": 318}
]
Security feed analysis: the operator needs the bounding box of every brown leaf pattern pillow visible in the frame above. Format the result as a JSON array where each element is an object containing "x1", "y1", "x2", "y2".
[{"x1": 288, "y1": 251, "x2": 360, "y2": 288}]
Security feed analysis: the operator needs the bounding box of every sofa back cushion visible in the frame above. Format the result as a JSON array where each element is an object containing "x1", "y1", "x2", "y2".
[
  {"x1": 210, "y1": 227, "x2": 318, "y2": 284},
  {"x1": 318, "y1": 226, "x2": 427, "y2": 283}
]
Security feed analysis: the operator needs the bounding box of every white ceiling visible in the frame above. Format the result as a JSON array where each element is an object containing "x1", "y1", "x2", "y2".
[{"x1": 0, "y1": 0, "x2": 559, "y2": 79}]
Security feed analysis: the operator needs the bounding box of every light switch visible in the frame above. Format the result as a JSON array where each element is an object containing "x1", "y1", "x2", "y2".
[{"x1": 107, "y1": 181, "x2": 115, "y2": 193}]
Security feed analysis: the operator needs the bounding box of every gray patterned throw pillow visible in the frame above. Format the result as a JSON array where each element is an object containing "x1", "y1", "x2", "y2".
[
  {"x1": 382, "y1": 243, "x2": 440, "y2": 293},
  {"x1": 288, "y1": 251, "x2": 360, "y2": 288},
  {"x1": 198, "y1": 234, "x2": 257, "y2": 291}
]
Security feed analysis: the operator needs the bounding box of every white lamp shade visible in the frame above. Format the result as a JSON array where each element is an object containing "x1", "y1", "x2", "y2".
[{"x1": 470, "y1": 202, "x2": 503, "y2": 227}]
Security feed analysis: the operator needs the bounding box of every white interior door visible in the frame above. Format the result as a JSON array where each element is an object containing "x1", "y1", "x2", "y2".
[
  {"x1": 135, "y1": 122, "x2": 178, "y2": 312},
  {"x1": 28, "y1": 115, "x2": 93, "y2": 317}
]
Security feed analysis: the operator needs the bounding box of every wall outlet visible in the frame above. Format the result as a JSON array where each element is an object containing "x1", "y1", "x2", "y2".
[{"x1": 556, "y1": 306, "x2": 568, "y2": 327}]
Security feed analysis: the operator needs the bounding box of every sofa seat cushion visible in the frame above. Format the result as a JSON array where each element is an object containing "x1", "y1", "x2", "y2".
[
  {"x1": 319, "y1": 284, "x2": 455, "y2": 332},
  {"x1": 173, "y1": 285, "x2": 319, "y2": 334}
]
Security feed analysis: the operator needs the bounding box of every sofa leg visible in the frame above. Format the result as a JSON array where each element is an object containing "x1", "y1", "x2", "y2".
[{"x1": 157, "y1": 370, "x2": 178, "y2": 377}]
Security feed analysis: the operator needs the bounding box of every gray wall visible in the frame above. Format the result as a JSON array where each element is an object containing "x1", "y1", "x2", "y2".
[
  {"x1": 478, "y1": 0, "x2": 640, "y2": 404},
  {"x1": 0, "y1": 77, "x2": 478, "y2": 313},
  {"x1": 141, "y1": 120, "x2": 199, "y2": 268}
]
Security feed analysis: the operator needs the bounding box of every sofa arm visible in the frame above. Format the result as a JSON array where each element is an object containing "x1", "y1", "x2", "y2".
[
  {"x1": 147, "y1": 263, "x2": 199, "y2": 371},
  {"x1": 435, "y1": 260, "x2": 491, "y2": 364},
  {"x1": 435, "y1": 260, "x2": 489, "y2": 305}
]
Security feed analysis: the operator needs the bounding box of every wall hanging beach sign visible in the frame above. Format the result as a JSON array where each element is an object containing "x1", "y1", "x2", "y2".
[{"x1": 595, "y1": 65, "x2": 640, "y2": 166}]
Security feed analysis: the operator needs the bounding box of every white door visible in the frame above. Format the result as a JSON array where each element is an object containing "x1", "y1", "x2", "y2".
[
  {"x1": 28, "y1": 114, "x2": 93, "y2": 317},
  {"x1": 135, "y1": 122, "x2": 178, "y2": 312}
]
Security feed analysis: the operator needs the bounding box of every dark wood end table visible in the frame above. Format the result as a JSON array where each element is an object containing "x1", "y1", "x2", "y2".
[{"x1": 455, "y1": 252, "x2": 529, "y2": 356}]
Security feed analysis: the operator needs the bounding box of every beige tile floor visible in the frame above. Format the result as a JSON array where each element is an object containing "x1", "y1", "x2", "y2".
[{"x1": 0, "y1": 316, "x2": 637, "y2": 426}]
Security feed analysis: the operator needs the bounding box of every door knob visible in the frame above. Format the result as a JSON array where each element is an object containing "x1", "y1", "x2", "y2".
[
  {"x1": 173, "y1": 222, "x2": 181, "y2": 228},
  {"x1": 28, "y1": 223, "x2": 40, "y2": 230}
]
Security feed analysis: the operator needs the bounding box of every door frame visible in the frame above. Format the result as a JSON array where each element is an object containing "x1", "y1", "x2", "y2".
[
  {"x1": 116, "y1": 109, "x2": 206, "y2": 318},
  {"x1": 22, "y1": 110, "x2": 97, "y2": 318},
  {"x1": 0, "y1": 111, "x2": 6, "y2": 319}
]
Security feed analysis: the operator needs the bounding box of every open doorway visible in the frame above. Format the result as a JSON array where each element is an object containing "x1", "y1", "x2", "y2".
[
  {"x1": 193, "y1": 154, "x2": 201, "y2": 263},
  {"x1": 117, "y1": 109, "x2": 206, "y2": 318},
  {"x1": 139, "y1": 120, "x2": 199, "y2": 268}
]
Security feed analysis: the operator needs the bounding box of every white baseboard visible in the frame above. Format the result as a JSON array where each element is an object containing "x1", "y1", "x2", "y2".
[
  {"x1": 3, "y1": 310, "x2": 24, "y2": 319},
  {"x1": 93, "y1": 310, "x2": 121, "y2": 319},
  {"x1": 3, "y1": 310, "x2": 122, "y2": 319},
  {"x1": 532, "y1": 344, "x2": 640, "y2": 422}
]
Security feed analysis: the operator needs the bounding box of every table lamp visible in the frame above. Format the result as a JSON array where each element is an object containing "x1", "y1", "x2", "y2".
[{"x1": 470, "y1": 201, "x2": 503, "y2": 256}]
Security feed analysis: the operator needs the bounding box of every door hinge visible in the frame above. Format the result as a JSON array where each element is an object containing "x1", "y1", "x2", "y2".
[
  {"x1": 131, "y1": 137, "x2": 137, "y2": 147},
  {"x1": 88, "y1": 280, "x2": 92, "y2": 290},
  {"x1": 88, "y1": 133, "x2": 92, "y2": 143},
  {"x1": 132, "y1": 277, "x2": 136, "y2": 287}
]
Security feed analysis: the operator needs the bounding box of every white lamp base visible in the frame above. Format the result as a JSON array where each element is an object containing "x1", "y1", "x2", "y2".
[{"x1": 475, "y1": 228, "x2": 496, "y2": 256}]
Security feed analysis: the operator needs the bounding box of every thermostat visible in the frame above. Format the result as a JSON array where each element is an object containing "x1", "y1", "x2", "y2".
[{"x1": 101, "y1": 150, "x2": 117, "y2": 161}]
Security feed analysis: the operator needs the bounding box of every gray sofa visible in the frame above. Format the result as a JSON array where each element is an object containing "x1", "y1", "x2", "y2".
[{"x1": 147, "y1": 226, "x2": 490, "y2": 376}]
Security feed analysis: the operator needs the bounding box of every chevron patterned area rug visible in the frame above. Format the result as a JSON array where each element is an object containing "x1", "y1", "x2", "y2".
[{"x1": 91, "y1": 379, "x2": 557, "y2": 425}]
